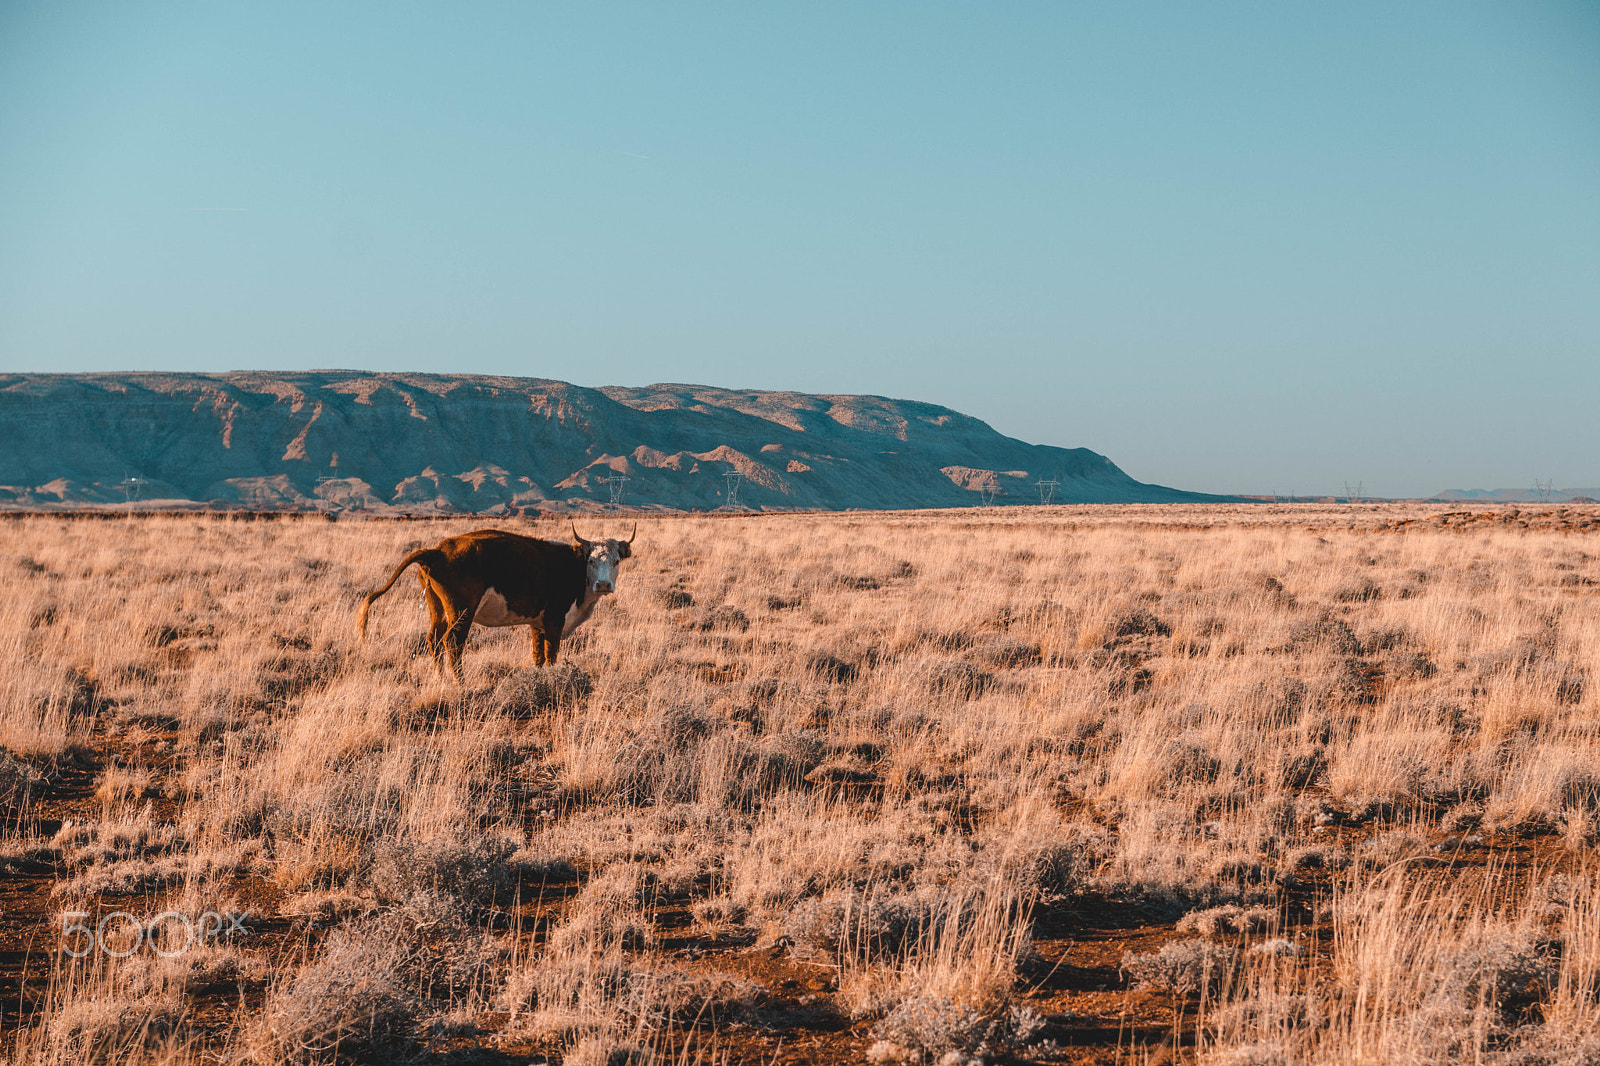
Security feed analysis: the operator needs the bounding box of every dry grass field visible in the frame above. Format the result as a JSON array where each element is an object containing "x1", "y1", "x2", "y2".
[{"x1": 3, "y1": 504, "x2": 1599, "y2": 1065}]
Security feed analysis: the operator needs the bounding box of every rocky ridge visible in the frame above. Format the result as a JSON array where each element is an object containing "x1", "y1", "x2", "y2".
[{"x1": 0, "y1": 372, "x2": 1235, "y2": 513}]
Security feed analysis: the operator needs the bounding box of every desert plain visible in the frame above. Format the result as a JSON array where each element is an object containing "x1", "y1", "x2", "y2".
[{"x1": 2, "y1": 503, "x2": 1599, "y2": 1065}]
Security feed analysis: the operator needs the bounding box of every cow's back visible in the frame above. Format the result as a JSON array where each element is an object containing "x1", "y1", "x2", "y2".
[{"x1": 438, "y1": 530, "x2": 583, "y2": 613}]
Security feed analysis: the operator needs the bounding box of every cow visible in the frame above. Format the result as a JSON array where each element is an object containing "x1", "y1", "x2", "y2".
[{"x1": 357, "y1": 524, "x2": 635, "y2": 680}]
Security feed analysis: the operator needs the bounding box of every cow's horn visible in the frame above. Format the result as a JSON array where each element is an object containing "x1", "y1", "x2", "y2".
[
  {"x1": 571, "y1": 522, "x2": 587, "y2": 545},
  {"x1": 626, "y1": 522, "x2": 637, "y2": 545}
]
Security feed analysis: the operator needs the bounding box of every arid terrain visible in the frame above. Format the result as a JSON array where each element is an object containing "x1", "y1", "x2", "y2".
[{"x1": 3, "y1": 503, "x2": 1599, "y2": 1065}]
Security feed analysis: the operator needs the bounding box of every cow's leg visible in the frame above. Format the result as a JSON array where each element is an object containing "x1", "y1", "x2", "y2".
[
  {"x1": 442, "y1": 603, "x2": 475, "y2": 682},
  {"x1": 541, "y1": 608, "x2": 564, "y2": 665},
  {"x1": 423, "y1": 582, "x2": 449, "y2": 670},
  {"x1": 529, "y1": 625, "x2": 547, "y2": 667}
]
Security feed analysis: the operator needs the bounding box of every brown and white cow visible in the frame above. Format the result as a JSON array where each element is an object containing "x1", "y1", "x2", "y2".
[{"x1": 357, "y1": 524, "x2": 634, "y2": 680}]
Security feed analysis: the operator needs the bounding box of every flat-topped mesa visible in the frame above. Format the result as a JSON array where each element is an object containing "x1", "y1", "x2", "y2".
[{"x1": 0, "y1": 372, "x2": 1242, "y2": 512}]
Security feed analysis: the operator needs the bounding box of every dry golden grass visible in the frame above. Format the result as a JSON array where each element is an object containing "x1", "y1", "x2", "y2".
[{"x1": 0, "y1": 503, "x2": 1597, "y2": 1064}]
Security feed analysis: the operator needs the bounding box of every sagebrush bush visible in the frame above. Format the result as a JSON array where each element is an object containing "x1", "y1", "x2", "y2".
[
  {"x1": 262, "y1": 919, "x2": 420, "y2": 1064},
  {"x1": 869, "y1": 997, "x2": 1046, "y2": 1060},
  {"x1": 368, "y1": 833, "x2": 518, "y2": 918},
  {"x1": 1122, "y1": 938, "x2": 1241, "y2": 996}
]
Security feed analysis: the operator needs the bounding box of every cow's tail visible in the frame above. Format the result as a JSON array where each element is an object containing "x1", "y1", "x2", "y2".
[{"x1": 357, "y1": 548, "x2": 445, "y2": 641}]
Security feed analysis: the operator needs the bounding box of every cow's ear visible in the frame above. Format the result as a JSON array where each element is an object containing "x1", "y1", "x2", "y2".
[{"x1": 617, "y1": 541, "x2": 632, "y2": 560}]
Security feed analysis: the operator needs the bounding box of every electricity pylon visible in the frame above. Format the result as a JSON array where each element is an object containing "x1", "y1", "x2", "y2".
[
  {"x1": 600, "y1": 475, "x2": 630, "y2": 505},
  {"x1": 721, "y1": 472, "x2": 745, "y2": 510}
]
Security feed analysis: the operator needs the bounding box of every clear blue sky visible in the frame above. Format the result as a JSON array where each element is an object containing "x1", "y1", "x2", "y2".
[{"x1": 2, "y1": 2, "x2": 1596, "y2": 497}]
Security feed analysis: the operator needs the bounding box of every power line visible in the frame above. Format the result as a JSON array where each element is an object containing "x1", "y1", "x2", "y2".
[{"x1": 1035, "y1": 476, "x2": 1060, "y2": 505}]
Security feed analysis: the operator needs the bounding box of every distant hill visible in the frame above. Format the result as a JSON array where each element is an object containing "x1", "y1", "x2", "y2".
[
  {"x1": 1431, "y1": 488, "x2": 1600, "y2": 504},
  {"x1": 0, "y1": 372, "x2": 1240, "y2": 513}
]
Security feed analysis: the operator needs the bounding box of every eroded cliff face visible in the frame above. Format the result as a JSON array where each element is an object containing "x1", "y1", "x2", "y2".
[{"x1": 0, "y1": 372, "x2": 1226, "y2": 512}]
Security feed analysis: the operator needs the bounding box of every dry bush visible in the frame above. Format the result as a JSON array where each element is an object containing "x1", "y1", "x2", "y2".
[
  {"x1": 1124, "y1": 938, "x2": 1242, "y2": 998},
  {"x1": 368, "y1": 833, "x2": 519, "y2": 920},
  {"x1": 257, "y1": 918, "x2": 422, "y2": 1064}
]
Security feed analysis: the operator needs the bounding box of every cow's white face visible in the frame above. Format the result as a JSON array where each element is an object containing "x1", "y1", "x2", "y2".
[{"x1": 583, "y1": 538, "x2": 631, "y2": 597}]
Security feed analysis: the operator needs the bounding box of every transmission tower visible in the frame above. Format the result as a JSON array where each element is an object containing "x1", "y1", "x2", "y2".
[
  {"x1": 1343, "y1": 481, "x2": 1364, "y2": 503},
  {"x1": 1533, "y1": 478, "x2": 1554, "y2": 503},
  {"x1": 599, "y1": 475, "x2": 630, "y2": 505},
  {"x1": 120, "y1": 475, "x2": 147, "y2": 518},
  {"x1": 978, "y1": 477, "x2": 1000, "y2": 507},
  {"x1": 721, "y1": 471, "x2": 745, "y2": 511},
  {"x1": 1035, "y1": 476, "x2": 1060, "y2": 506},
  {"x1": 315, "y1": 474, "x2": 343, "y2": 513}
]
